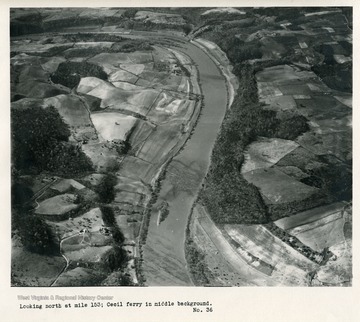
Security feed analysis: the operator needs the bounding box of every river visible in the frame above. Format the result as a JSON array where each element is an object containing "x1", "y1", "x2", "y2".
[{"x1": 142, "y1": 39, "x2": 228, "y2": 286}]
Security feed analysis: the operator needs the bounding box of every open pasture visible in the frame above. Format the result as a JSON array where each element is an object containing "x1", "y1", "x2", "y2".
[
  {"x1": 114, "y1": 190, "x2": 144, "y2": 206},
  {"x1": 91, "y1": 112, "x2": 137, "y2": 142},
  {"x1": 82, "y1": 82, "x2": 159, "y2": 114},
  {"x1": 51, "y1": 179, "x2": 85, "y2": 193},
  {"x1": 256, "y1": 64, "x2": 314, "y2": 83},
  {"x1": 35, "y1": 193, "x2": 79, "y2": 216},
  {"x1": 43, "y1": 94, "x2": 95, "y2": 128},
  {"x1": 119, "y1": 156, "x2": 159, "y2": 184},
  {"x1": 241, "y1": 137, "x2": 299, "y2": 173},
  {"x1": 288, "y1": 211, "x2": 345, "y2": 252},
  {"x1": 128, "y1": 120, "x2": 156, "y2": 154},
  {"x1": 314, "y1": 240, "x2": 352, "y2": 285},
  {"x1": 243, "y1": 167, "x2": 318, "y2": 204},
  {"x1": 15, "y1": 80, "x2": 69, "y2": 99},
  {"x1": 115, "y1": 176, "x2": 149, "y2": 196},
  {"x1": 40, "y1": 56, "x2": 67, "y2": 73},
  {"x1": 136, "y1": 121, "x2": 183, "y2": 164},
  {"x1": 275, "y1": 202, "x2": 345, "y2": 230},
  {"x1": 120, "y1": 63, "x2": 147, "y2": 76},
  {"x1": 223, "y1": 224, "x2": 318, "y2": 276},
  {"x1": 46, "y1": 207, "x2": 104, "y2": 239},
  {"x1": 147, "y1": 91, "x2": 195, "y2": 123},
  {"x1": 261, "y1": 95, "x2": 297, "y2": 111},
  {"x1": 89, "y1": 52, "x2": 153, "y2": 74},
  {"x1": 295, "y1": 95, "x2": 350, "y2": 120},
  {"x1": 109, "y1": 69, "x2": 138, "y2": 84},
  {"x1": 334, "y1": 95, "x2": 352, "y2": 108},
  {"x1": 11, "y1": 98, "x2": 45, "y2": 110},
  {"x1": 62, "y1": 241, "x2": 113, "y2": 263}
]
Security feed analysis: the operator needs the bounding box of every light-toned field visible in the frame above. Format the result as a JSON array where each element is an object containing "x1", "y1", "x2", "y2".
[
  {"x1": 134, "y1": 10, "x2": 185, "y2": 25},
  {"x1": 261, "y1": 95, "x2": 297, "y2": 111},
  {"x1": 243, "y1": 167, "x2": 318, "y2": 204},
  {"x1": 77, "y1": 7, "x2": 124, "y2": 19},
  {"x1": 112, "y1": 81, "x2": 144, "y2": 90},
  {"x1": 51, "y1": 179, "x2": 85, "y2": 193},
  {"x1": 314, "y1": 240, "x2": 352, "y2": 285},
  {"x1": 202, "y1": 7, "x2": 246, "y2": 15},
  {"x1": 115, "y1": 176, "x2": 149, "y2": 195},
  {"x1": 147, "y1": 91, "x2": 195, "y2": 124},
  {"x1": 257, "y1": 82, "x2": 283, "y2": 98},
  {"x1": 77, "y1": 76, "x2": 110, "y2": 94},
  {"x1": 135, "y1": 121, "x2": 183, "y2": 164},
  {"x1": 119, "y1": 63, "x2": 146, "y2": 76},
  {"x1": 118, "y1": 156, "x2": 156, "y2": 184},
  {"x1": 35, "y1": 193, "x2": 79, "y2": 216},
  {"x1": 223, "y1": 224, "x2": 318, "y2": 285},
  {"x1": 78, "y1": 79, "x2": 159, "y2": 114},
  {"x1": 40, "y1": 56, "x2": 66, "y2": 73},
  {"x1": 191, "y1": 205, "x2": 278, "y2": 286},
  {"x1": 42, "y1": 94, "x2": 94, "y2": 127},
  {"x1": 46, "y1": 207, "x2": 104, "y2": 239},
  {"x1": 109, "y1": 69, "x2": 138, "y2": 84},
  {"x1": 128, "y1": 120, "x2": 156, "y2": 154},
  {"x1": 11, "y1": 42, "x2": 73, "y2": 55},
  {"x1": 334, "y1": 95, "x2": 352, "y2": 108},
  {"x1": 241, "y1": 137, "x2": 299, "y2": 173},
  {"x1": 62, "y1": 233, "x2": 113, "y2": 263},
  {"x1": 89, "y1": 52, "x2": 153, "y2": 74},
  {"x1": 11, "y1": 30, "x2": 203, "y2": 286},
  {"x1": 256, "y1": 64, "x2": 314, "y2": 83},
  {"x1": 275, "y1": 202, "x2": 346, "y2": 230},
  {"x1": 91, "y1": 112, "x2": 137, "y2": 142},
  {"x1": 288, "y1": 212, "x2": 345, "y2": 251}
]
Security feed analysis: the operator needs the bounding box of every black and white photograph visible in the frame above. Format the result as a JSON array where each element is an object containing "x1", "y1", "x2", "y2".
[
  {"x1": 9, "y1": 5, "x2": 353, "y2": 288},
  {"x1": 3, "y1": 1, "x2": 359, "y2": 321}
]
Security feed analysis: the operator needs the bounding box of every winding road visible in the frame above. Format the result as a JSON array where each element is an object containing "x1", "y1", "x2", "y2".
[{"x1": 141, "y1": 38, "x2": 229, "y2": 286}]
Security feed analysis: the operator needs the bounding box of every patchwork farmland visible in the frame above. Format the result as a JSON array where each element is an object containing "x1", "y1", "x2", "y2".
[{"x1": 11, "y1": 7, "x2": 352, "y2": 287}]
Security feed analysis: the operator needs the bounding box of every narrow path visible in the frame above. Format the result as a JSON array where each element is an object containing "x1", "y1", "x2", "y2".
[{"x1": 50, "y1": 232, "x2": 81, "y2": 286}]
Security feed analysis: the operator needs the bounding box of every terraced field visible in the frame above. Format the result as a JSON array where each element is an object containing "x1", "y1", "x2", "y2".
[
  {"x1": 10, "y1": 12, "x2": 203, "y2": 286},
  {"x1": 10, "y1": 7, "x2": 352, "y2": 288}
]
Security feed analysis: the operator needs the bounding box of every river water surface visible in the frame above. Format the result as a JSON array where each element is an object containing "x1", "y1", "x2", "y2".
[{"x1": 142, "y1": 40, "x2": 228, "y2": 286}]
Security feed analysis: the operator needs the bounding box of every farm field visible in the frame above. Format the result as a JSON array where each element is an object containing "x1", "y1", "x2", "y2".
[
  {"x1": 10, "y1": 7, "x2": 205, "y2": 287},
  {"x1": 10, "y1": 7, "x2": 352, "y2": 288}
]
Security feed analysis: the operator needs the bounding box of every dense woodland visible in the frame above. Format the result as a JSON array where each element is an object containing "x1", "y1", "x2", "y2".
[
  {"x1": 11, "y1": 106, "x2": 93, "y2": 175},
  {"x1": 201, "y1": 63, "x2": 313, "y2": 224}
]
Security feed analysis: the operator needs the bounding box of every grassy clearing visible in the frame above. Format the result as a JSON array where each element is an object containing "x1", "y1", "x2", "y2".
[
  {"x1": 91, "y1": 113, "x2": 137, "y2": 142},
  {"x1": 35, "y1": 194, "x2": 79, "y2": 216},
  {"x1": 241, "y1": 137, "x2": 299, "y2": 173},
  {"x1": 288, "y1": 212, "x2": 345, "y2": 252},
  {"x1": 243, "y1": 167, "x2": 319, "y2": 205}
]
